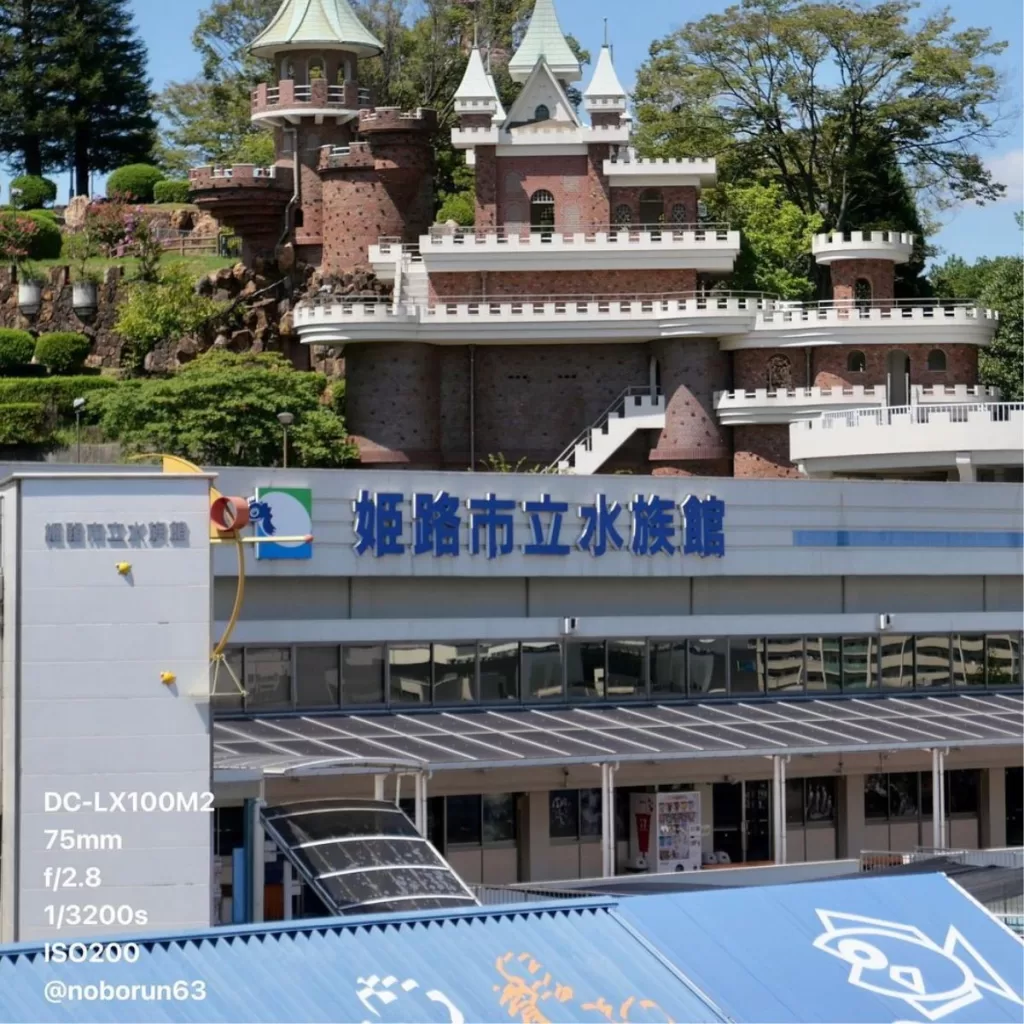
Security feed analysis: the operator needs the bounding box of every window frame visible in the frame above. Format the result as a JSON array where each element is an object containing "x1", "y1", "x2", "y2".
[{"x1": 846, "y1": 350, "x2": 867, "y2": 373}]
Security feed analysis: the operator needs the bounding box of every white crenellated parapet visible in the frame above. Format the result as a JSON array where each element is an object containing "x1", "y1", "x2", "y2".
[
  {"x1": 603, "y1": 150, "x2": 717, "y2": 187},
  {"x1": 812, "y1": 230, "x2": 914, "y2": 265},
  {"x1": 714, "y1": 386, "x2": 888, "y2": 425},
  {"x1": 913, "y1": 384, "x2": 1002, "y2": 404}
]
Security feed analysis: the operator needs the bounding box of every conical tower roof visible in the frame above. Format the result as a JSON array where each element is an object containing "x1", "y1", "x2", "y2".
[
  {"x1": 584, "y1": 45, "x2": 626, "y2": 100},
  {"x1": 251, "y1": 0, "x2": 383, "y2": 58},
  {"x1": 508, "y1": 0, "x2": 580, "y2": 83},
  {"x1": 455, "y1": 46, "x2": 494, "y2": 101}
]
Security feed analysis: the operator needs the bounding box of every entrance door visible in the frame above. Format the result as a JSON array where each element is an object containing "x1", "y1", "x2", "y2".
[
  {"x1": 887, "y1": 350, "x2": 910, "y2": 406},
  {"x1": 712, "y1": 780, "x2": 773, "y2": 864}
]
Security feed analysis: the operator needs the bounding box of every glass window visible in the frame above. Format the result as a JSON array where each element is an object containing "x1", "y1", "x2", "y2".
[
  {"x1": 479, "y1": 641, "x2": 519, "y2": 701},
  {"x1": 785, "y1": 778, "x2": 804, "y2": 825},
  {"x1": 533, "y1": 104, "x2": 550, "y2": 121},
  {"x1": 806, "y1": 637, "x2": 842, "y2": 692},
  {"x1": 879, "y1": 635, "x2": 914, "y2": 690},
  {"x1": 864, "y1": 774, "x2": 889, "y2": 819},
  {"x1": 687, "y1": 637, "x2": 727, "y2": 695},
  {"x1": 607, "y1": 640, "x2": 645, "y2": 699},
  {"x1": 842, "y1": 636, "x2": 877, "y2": 690},
  {"x1": 389, "y1": 643, "x2": 431, "y2": 704},
  {"x1": 482, "y1": 794, "x2": 517, "y2": 843},
  {"x1": 952, "y1": 634, "x2": 986, "y2": 686},
  {"x1": 432, "y1": 643, "x2": 476, "y2": 703},
  {"x1": 295, "y1": 646, "x2": 340, "y2": 707},
  {"x1": 399, "y1": 796, "x2": 445, "y2": 851},
  {"x1": 341, "y1": 645, "x2": 384, "y2": 705},
  {"x1": 580, "y1": 788, "x2": 602, "y2": 838},
  {"x1": 948, "y1": 769, "x2": 980, "y2": 815},
  {"x1": 927, "y1": 349, "x2": 947, "y2": 371},
  {"x1": 649, "y1": 641, "x2": 686, "y2": 697},
  {"x1": 986, "y1": 634, "x2": 1021, "y2": 686},
  {"x1": 915, "y1": 636, "x2": 951, "y2": 688},
  {"x1": 888, "y1": 773, "x2": 920, "y2": 818},
  {"x1": 847, "y1": 350, "x2": 866, "y2": 372},
  {"x1": 523, "y1": 641, "x2": 563, "y2": 701},
  {"x1": 567, "y1": 640, "x2": 605, "y2": 700},
  {"x1": 549, "y1": 789, "x2": 579, "y2": 840},
  {"x1": 765, "y1": 637, "x2": 805, "y2": 693},
  {"x1": 214, "y1": 806, "x2": 245, "y2": 856},
  {"x1": 244, "y1": 647, "x2": 292, "y2": 709},
  {"x1": 530, "y1": 190, "x2": 555, "y2": 231},
  {"x1": 445, "y1": 795, "x2": 482, "y2": 846},
  {"x1": 729, "y1": 636, "x2": 765, "y2": 694},
  {"x1": 805, "y1": 777, "x2": 836, "y2": 824},
  {"x1": 215, "y1": 649, "x2": 244, "y2": 710}
]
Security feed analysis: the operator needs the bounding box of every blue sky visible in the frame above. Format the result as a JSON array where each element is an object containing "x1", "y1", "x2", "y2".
[{"x1": 9, "y1": 0, "x2": 1024, "y2": 264}]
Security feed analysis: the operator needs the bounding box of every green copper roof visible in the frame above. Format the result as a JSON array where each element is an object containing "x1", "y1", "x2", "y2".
[
  {"x1": 251, "y1": 0, "x2": 383, "y2": 58},
  {"x1": 508, "y1": 0, "x2": 581, "y2": 83}
]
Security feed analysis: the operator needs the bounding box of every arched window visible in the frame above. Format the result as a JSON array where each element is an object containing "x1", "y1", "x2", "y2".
[
  {"x1": 530, "y1": 189, "x2": 556, "y2": 234},
  {"x1": 638, "y1": 188, "x2": 664, "y2": 226},
  {"x1": 854, "y1": 278, "x2": 872, "y2": 308},
  {"x1": 670, "y1": 203, "x2": 689, "y2": 224},
  {"x1": 613, "y1": 203, "x2": 633, "y2": 226},
  {"x1": 927, "y1": 349, "x2": 947, "y2": 371},
  {"x1": 534, "y1": 104, "x2": 550, "y2": 122},
  {"x1": 847, "y1": 350, "x2": 866, "y2": 373},
  {"x1": 766, "y1": 353, "x2": 793, "y2": 391}
]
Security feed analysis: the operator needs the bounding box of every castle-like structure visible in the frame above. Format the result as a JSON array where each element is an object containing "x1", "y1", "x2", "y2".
[{"x1": 191, "y1": 0, "x2": 1014, "y2": 483}]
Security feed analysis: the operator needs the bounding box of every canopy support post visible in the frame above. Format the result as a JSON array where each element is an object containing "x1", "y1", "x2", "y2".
[
  {"x1": 415, "y1": 772, "x2": 428, "y2": 836},
  {"x1": 601, "y1": 763, "x2": 617, "y2": 878},
  {"x1": 772, "y1": 756, "x2": 787, "y2": 865}
]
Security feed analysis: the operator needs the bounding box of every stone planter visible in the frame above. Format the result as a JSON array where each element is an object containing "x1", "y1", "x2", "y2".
[
  {"x1": 73, "y1": 281, "x2": 98, "y2": 316},
  {"x1": 18, "y1": 280, "x2": 42, "y2": 316}
]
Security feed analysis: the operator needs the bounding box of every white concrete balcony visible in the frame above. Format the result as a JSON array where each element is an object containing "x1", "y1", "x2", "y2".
[
  {"x1": 790, "y1": 402, "x2": 1024, "y2": 480},
  {"x1": 602, "y1": 151, "x2": 717, "y2": 188},
  {"x1": 714, "y1": 385, "x2": 888, "y2": 426},
  {"x1": 417, "y1": 224, "x2": 740, "y2": 273},
  {"x1": 726, "y1": 299, "x2": 998, "y2": 350},
  {"x1": 294, "y1": 292, "x2": 773, "y2": 345}
]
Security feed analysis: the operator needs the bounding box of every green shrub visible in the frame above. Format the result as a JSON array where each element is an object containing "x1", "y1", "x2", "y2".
[
  {"x1": 9, "y1": 175, "x2": 57, "y2": 211},
  {"x1": 22, "y1": 211, "x2": 62, "y2": 259},
  {"x1": 0, "y1": 402, "x2": 49, "y2": 444},
  {"x1": 0, "y1": 328, "x2": 36, "y2": 373},
  {"x1": 153, "y1": 179, "x2": 191, "y2": 204},
  {"x1": 106, "y1": 164, "x2": 165, "y2": 203},
  {"x1": 0, "y1": 375, "x2": 116, "y2": 421},
  {"x1": 34, "y1": 332, "x2": 92, "y2": 375}
]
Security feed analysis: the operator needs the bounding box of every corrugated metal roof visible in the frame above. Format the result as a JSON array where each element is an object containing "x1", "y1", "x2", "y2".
[
  {"x1": 0, "y1": 899, "x2": 727, "y2": 1023},
  {"x1": 619, "y1": 873, "x2": 1024, "y2": 1023}
]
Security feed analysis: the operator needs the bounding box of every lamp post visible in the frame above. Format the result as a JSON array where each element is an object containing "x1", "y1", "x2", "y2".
[
  {"x1": 277, "y1": 411, "x2": 294, "y2": 468},
  {"x1": 73, "y1": 397, "x2": 86, "y2": 463}
]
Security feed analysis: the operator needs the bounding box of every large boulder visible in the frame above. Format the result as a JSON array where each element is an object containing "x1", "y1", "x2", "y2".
[
  {"x1": 169, "y1": 208, "x2": 195, "y2": 232},
  {"x1": 64, "y1": 195, "x2": 91, "y2": 230},
  {"x1": 190, "y1": 212, "x2": 219, "y2": 238}
]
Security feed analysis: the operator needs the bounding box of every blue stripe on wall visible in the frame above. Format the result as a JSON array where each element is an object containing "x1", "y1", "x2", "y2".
[{"x1": 792, "y1": 530, "x2": 1024, "y2": 548}]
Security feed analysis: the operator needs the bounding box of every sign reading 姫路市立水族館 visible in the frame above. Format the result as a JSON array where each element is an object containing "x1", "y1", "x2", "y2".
[
  {"x1": 352, "y1": 490, "x2": 725, "y2": 560},
  {"x1": 252, "y1": 487, "x2": 313, "y2": 560}
]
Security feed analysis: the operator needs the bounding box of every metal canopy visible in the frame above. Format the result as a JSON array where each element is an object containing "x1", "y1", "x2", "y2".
[{"x1": 213, "y1": 692, "x2": 1024, "y2": 776}]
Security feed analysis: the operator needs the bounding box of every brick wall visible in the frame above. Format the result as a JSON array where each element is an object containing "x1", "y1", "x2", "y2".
[
  {"x1": 474, "y1": 148, "x2": 498, "y2": 227},
  {"x1": 733, "y1": 424, "x2": 800, "y2": 479},
  {"x1": 495, "y1": 154, "x2": 608, "y2": 229},
  {"x1": 827, "y1": 258, "x2": 895, "y2": 301},
  {"x1": 733, "y1": 348, "x2": 810, "y2": 390},
  {"x1": 608, "y1": 186, "x2": 697, "y2": 225},
  {"x1": 429, "y1": 268, "x2": 698, "y2": 300},
  {"x1": 811, "y1": 343, "x2": 978, "y2": 390}
]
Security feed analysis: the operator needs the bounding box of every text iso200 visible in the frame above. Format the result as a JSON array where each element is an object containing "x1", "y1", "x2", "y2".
[{"x1": 44, "y1": 942, "x2": 141, "y2": 964}]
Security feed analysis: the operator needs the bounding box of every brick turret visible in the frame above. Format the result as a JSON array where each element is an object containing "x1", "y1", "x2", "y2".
[{"x1": 812, "y1": 230, "x2": 914, "y2": 303}]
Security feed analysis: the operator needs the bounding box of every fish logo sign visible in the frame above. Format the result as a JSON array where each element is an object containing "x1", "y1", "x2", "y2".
[{"x1": 813, "y1": 908, "x2": 1024, "y2": 1021}]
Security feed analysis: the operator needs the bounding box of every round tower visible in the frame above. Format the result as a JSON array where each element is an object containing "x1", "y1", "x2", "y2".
[{"x1": 812, "y1": 230, "x2": 914, "y2": 303}]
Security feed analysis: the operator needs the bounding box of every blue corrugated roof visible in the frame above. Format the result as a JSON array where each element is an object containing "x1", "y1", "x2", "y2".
[
  {"x1": 619, "y1": 873, "x2": 1024, "y2": 1023},
  {"x1": 0, "y1": 898, "x2": 727, "y2": 1023}
]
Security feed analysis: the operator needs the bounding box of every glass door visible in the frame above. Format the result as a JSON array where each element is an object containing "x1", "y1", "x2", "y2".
[
  {"x1": 745, "y1": 780, "x2": 772, "y2": 862},
  {"x1": 712, "y1": 780, "x2": 773, "y2": 863},
  {"x1": 711, "y1": 782, "x2": 743, "y2": 864}
]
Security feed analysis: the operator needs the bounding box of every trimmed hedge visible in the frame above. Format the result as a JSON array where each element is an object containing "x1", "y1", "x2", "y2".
[
  {"x1": 153, "y1": 179, "x2": 191, "y2": 204},
  {"x1": 10, "y1": 175, "x2": 57, "y2": 211},
  {"x1": 23, "y1": 210, "x2": 63, "y2": 259},
  {"x1": 34, "y1": 332, "x2": 93, "y2": 375},
  {"x1": 0, "y1": 328, "x2": 36, "y2": 373},
  {"x1": 0, "y1": 402, "x2": 49, "y2": 445},
  {"x1": 0, "y1": 375, "x2": 117, "y2": 420},
  {"x1": 106, "y1": 164, "x2": 165, "y2": 203}
]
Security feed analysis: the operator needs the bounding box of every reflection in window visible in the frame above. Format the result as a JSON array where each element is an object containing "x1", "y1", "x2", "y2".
[
  {"x1": 433, "y1": 643, "x2": 476, "y2": 703},
  {"x1": 650, "y1": 640, "x2": 687, "y2": 697},
  {"x1": 389, "y1": 644, "x2": 431, "y2": 704},
  {"x1": 522, "y1": 641, "x2": 563, "y2": 701},
  {"x1": 580, "y1": 788, "x2": 602, "y2": 837},
  {"x1": 915, "y1": 636, "x2": 952, "y2": 688},
  {"x1": 729, "y1": 636, "x2": 765, "y2": 694},
  {"x1": 879, "y1": 635, "x2": 914, "y2": 689},
  {"x1": 549, "y1": 789, "x2": 579, "y2": 839},
  {"x1": 607, "y1": 640, "x2": 645, "y2": 698},
  {"x1": 296, "y1": 646, "x2": 340, "y2": 707},
  {"x1": 245, "y1": 647, "x2": 292, "y2": 709},
  {"x1": 689, "y1": 637, "x2": 727, "y2": 695},
  {"x1": 445, "y1": 795, "x2": 482, "y2": 845},
  {"x1": 805, "y1": 777, "x2": 837, "y2": 823},
  {"x1": 567, "y1": 640, "x2": 605, "y2": 699},
  {"x1": 479, "y1": 641, "x2": 519, "y2": 701},
  {"x1": 888, "y1": 773, "x2": 920, "y2": 818},
  {"x1": 847, "y1": 350, "x2": 866, "y2": 373},
  {"x1": 842, "y1": 636, "x2": 877, "y2": 690},
  {"x1": 764, "y1": 637, "x2": 805, "y2": 693},
  {"x1": 986, "y1": 634, "x2": 1021, "y2": 686},
  {"x1": 482, "y1": 794, "x2": 517, "y2": 843},
  {"x1": 806, "y1": 637, "x2": 842, "y2": 692},
  {"x1": 864, "y1": 774, "x2": 889, "y2": 819},
  {"x1": 952, "y1": 635, "x2": 985, "y2": 686},
  {"x1": 342, "y1": 645, "x2": 385, "y2": 704}
]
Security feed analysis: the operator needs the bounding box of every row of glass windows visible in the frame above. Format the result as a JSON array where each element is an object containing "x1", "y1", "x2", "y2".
[
  {"x1": 217, "y1": 633, "x2": 1022, "y2": 712},
  {"x1": 865, "y1": 770, "x2": 981, "y2": 821}
]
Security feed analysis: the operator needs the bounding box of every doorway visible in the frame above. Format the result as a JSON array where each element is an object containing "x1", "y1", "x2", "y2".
[
  {"x1": 711, "y1": 780, "x2": 772, "y2": 863},
  {"x1": 886, "y1": 350, "x2": 910, "y2": 406}
]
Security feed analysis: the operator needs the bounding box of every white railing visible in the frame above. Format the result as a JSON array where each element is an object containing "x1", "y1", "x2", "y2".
[
  {"x1": 715, "y1": 385, "x2": 887, "y2": 409},
  {"x1": 295, "y1": 301, "x2": 400, "y2": 324},
  {"x1": 810, "y1": 402, "x2": 1022, "y2": 429},
  {"x1": 757, "y1": 300, "x2": 997, "y2": 326}
]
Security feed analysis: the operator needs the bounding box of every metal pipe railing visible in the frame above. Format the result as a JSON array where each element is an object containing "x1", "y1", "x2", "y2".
[
  {"x1": 549, "y1": 386, "x2": 662, "y2": 471},
  {"x1": 809, "y1": 402, "x2": 1024, "y2": 429}
]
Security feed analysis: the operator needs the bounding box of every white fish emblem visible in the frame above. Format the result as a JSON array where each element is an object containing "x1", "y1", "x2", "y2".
[{"x1": 813, "y1": 908, "x2": 1024, "y2": 1020}]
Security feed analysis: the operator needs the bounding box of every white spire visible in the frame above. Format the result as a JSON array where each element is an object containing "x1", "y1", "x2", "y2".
[
  {"x1": 486, "y1": 73, "x2": 507, "y2": 123},
  {"x1": 583, "y1": 44, "x2": 626, "y2": 114},
  {"x1": 455, "y1": 46, "x2": 495, "y2": 103},
  {"x1": 508, "y1": 0, "x2": 581, "y2": 83}
]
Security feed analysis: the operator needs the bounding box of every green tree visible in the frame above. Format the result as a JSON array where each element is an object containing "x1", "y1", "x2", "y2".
[
  {"x1": 633, "y1": 0, "x2": 1008, "y2": 227},
  {"x1": 704, "y1": 183, "x2": 823, "y2": 299},
  {"x1": 98, "y1": 350, "x2": 358, "y2": 467}
]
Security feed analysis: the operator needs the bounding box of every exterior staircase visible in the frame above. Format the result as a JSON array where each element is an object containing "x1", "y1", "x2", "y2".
[
  {"x1": 550, "y1": 386, "x2": 666, "y2": 474},
  {"x1": 395, "y1": 249, "x2": 428, "y2": 311}
]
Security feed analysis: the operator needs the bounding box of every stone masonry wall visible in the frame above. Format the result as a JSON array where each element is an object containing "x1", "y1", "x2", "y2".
[
  {"x1": 429, "y1": 268, "x2": 698, "y2": 301},
  {"x1": 828, "y1": 258, "x2": 895, "y2": 301},
  {"x1": 733, "y1": 424, "x2": 800, "y2": 479}
]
